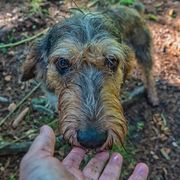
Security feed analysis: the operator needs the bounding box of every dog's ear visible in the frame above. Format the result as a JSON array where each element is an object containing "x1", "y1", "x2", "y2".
[
  {"x1": 121, "y1": 45, "x2": 135, "y2": 81},
  {"x1": 21, "y1": 36, "x2": 49, "y2": 81},
  {"x1": 21, "y1": 43, "x2": 39, "y2": 81}
]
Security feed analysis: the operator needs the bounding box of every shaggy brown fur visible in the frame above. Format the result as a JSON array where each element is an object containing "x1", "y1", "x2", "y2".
[{"x1": 21, "y1": 5, "x2": 159, "y2": 150}]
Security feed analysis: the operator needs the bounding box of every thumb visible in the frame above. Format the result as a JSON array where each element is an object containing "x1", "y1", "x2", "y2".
[{"x1": 28, "y1": 125, "x2": 56, "y2": 155}]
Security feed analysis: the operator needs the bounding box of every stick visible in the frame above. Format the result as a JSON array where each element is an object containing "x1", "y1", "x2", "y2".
[
  {"x1": 87, "y1": 0, "x2": 99, "y2": 8},
  {"x1": 12, "y1": 107, "x2": 30, "y2": 128},
  {"x1": 122, "y1": 86, "x2": 145, "y2": 108},
  {"x1": 0, "y1": 28, "x2": 49, "y2": 49},
  {"x1": 0, "y1": 82, "x2": 41, "y2": 126},
  {"x1": 0, "y1": 141, "x2": 32, "y2": 155},
  {"x1": 0, "y1": 136, "x2": 65, "y2": 156},
  {"x1": 0, "y1": 119, "x2": 58, "y2": 151}
]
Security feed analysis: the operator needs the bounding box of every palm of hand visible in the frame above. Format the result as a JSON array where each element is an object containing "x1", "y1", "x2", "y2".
[{"x1": 20, "y1": 126, "x2": 148, "y2": 180}]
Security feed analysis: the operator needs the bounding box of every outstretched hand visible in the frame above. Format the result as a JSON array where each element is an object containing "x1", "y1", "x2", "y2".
[{"x1": 20, "y1": 125, "x2": 149, "y2": 180}]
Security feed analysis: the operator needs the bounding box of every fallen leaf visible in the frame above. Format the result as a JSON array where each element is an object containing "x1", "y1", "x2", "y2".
[
  {"x1": 8, "y1": 103, "x2": 17, "y2": 112},
  {"x1": 4, "y1": 75, "x2": 12, "y2": 82},
  {"x1": 160, "y1": 148, "x2": 170, "y2": 160}
]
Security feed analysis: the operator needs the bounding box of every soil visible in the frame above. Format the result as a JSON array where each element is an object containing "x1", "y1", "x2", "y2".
[{"x1": 0, "y1": 0, "x2": 179, "y2": 180}]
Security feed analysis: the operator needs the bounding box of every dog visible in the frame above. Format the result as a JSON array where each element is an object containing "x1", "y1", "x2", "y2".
[{"x1": 21, "y1": 5, "x2": 159, "y2": 151}]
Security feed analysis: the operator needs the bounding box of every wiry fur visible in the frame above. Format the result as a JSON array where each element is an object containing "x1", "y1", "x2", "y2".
[{"x1": 21, "y1": 6, "x2": 159, "y2": 150}]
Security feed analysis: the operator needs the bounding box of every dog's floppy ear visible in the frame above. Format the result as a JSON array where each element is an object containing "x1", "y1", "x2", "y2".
[
  {"x1": 122, "y1": 44, "x2": 135, "y2": 81},
  {"x1": 21, "y1": 43, "x2": 39, "y2": 81},
  {"x1": 21, "y1": 36, "x2": 49, "y2": 81}
]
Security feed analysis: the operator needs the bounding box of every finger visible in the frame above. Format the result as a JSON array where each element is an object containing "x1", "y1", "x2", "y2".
[
  {"x1": 83, "y1": 151, "x2": 109, "y2": 180},
  {"x1": 99, "y1": 153, "x2": 122, "y2": 180},
  {"x1": 128, "y1": 163, "x2": 149, "y2": 180},
  {"x1": 28, "y1": 125, "x2": 55, "y2": 155},
  {"x1": 62, "y1": 147, "x2": 86, "y2": 169}
]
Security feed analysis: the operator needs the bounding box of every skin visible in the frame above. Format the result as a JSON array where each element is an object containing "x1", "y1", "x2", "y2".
[{"x1": 20, "y1": 125, "x2": 149, "y2": 180}]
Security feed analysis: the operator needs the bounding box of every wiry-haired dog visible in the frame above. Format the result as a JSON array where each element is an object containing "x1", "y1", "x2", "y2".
[{"x1": 21, "y1": 6, "x2": 159, "y2": 150}]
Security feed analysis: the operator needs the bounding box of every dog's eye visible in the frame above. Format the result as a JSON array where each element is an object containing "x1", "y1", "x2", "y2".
[
  {"x1": 55, "y1": 58, "x2": 71, "y2": 75},
  {"x1": 105, "y1": 56, "x2": 118, "y2": 71}
]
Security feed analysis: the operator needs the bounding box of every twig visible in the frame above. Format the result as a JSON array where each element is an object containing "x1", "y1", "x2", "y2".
[
  {"x1": 0, "y1": 82, "x2": 41, "y2": 126},
  {"x1": 87, "y1": 0, "x2": 99, "y2": 8},
  {"x1": 0, "y1": 136, "x2": 65, "y2": 156},
  {"x1": 0, "y1": 28, "x2": 49, "y2": 49},
  {"x1": 0, "y1": 141, "x2": 32, "y2": 155},
  {"x1": 0, "y1": 119, "x2": 59, "y2": 155},
  {"x1": 12, "y1": 107, "x2": 30, "y2": 128},
  {"x1": 0, "y1": 119, "x2": 58, "y2": 149},
  {"x1": 122, "y1": 86, "x2": 145, "y2": 108},
  {"x1": 0, "y1": 129, "x2": 38, "y2": 150}
]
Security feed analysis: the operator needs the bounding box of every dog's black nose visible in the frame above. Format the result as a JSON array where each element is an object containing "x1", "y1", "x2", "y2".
[{"x1": 77, "y1": 127, "x2": 107, "y2": 148}]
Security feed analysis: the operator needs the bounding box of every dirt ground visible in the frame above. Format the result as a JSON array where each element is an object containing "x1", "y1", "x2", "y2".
[{"x1": 0, "y1": 0, "x2": 179, "y2": 179}]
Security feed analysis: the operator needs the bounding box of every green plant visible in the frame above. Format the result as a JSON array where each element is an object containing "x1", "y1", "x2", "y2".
[
  {"x1": 137, "y1": 121, "x2": 144, "y2": 130},
  {"x1": 111, "y1": 143, "x2": 137, "y2": 179},
  {"x1": 0, "y1": 44, "x2": 8, "y2": 54},
  {"x1": 120, "y1": 0, "x2": 135, "y2": 6},
  {"x1": 107, "y1": 0, "x2": 120, "y2": 4},
  {"x1": 29, "y1": 0, "x2": 48, "y2": 15},
  {"x1": 30, "y1": 0, "x2": 43, "y2": 12},
  {"x1": 112, "y1": 143, "x2": 136, "y2": 162},
  {"x1": 148, "y1": 14, "x2": 158, "y2": 21},
  {"x1": 9, "y1": 175, "x2": 16, "y2": 180}
]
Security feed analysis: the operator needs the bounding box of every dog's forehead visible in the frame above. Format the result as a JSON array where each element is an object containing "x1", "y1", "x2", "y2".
[
  {"x1": 50, "y1": 13, "x2": 108, "y2": 40},
  {"x1": 43, "y1": 12, "x2": 126, "y2": 65},
  {"x1": 46, "y1": 13, "x2": 119, "y2": 51}
]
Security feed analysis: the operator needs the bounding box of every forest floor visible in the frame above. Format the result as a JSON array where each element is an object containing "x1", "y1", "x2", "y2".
[{"x1": 0, "y1": 0, "x2": 179, "y2": 179}]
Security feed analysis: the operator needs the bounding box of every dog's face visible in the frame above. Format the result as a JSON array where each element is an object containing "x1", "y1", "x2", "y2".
[{"x1": 22, "y1": 13, "x2": 133, "y2": 150}]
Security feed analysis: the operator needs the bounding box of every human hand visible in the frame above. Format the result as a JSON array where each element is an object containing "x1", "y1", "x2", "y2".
[{"x1": 20, "y1": 125, "x2": 149, "y2": 180}]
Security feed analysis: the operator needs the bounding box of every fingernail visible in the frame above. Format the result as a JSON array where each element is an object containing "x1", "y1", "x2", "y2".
[
  {"x1": 112, "y1": 153, "x2": 122, "y2": 162},
  {"x1": 136, "y1": 164, "x2": 147, "y2": 175},
  {"x1": 40, "y1": 125, "x2": 49, "y2": 135}
]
